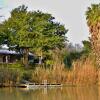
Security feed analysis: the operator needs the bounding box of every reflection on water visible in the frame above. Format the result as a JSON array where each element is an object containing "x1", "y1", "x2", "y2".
[{"x1": 0, "y1": 86, "x2": 100, "y2": 100}]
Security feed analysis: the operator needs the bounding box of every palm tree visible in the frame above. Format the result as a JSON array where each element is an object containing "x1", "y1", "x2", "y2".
[{"x1": 86, "y1": 4, "x2": 100, "y2": 66}]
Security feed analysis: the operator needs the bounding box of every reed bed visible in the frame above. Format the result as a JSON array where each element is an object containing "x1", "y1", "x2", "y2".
[
  {"x1": 0, "y1": 57, "x2": 100, "y2": 86},
  {"x1": 31, "y1": 57, "x2": 99, "y2": 85}
]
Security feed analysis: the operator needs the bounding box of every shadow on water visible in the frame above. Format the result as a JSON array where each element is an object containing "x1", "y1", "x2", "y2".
[{"x1": 0, "y1": 86, "x2": 100, "y2": 100}]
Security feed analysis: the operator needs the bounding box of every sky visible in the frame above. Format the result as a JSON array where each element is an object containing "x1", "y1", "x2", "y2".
[{"x1": 0, "y1": 0, "x2": 100, "y2": 45}]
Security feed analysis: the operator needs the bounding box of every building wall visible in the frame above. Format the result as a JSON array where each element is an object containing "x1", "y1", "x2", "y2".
[{"x1": 0, "y1": 54, "x2": 19, "y2": 63}]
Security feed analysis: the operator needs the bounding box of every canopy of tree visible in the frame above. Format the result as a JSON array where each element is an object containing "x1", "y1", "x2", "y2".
[
  {"x1": 82, "y1": 40, "x2": 91, "y2": 54},
  {"x1": 0, "y1": 5, "x2": 68, "y2": 67},
  {"x1": 86, "y1": 4, "x2": 100, "y2": 26}
]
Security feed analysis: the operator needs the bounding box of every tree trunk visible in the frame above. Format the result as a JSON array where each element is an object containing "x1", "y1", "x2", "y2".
[
  {"x1": 23, "y1": 48, "x2": 29, "y2": 68},
  {"x1": 89, "y1": 22, "x2": 100, "y2": 67}
]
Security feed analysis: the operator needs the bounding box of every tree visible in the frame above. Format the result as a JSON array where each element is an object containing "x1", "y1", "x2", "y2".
[
  {"x1": 86, "y1": 4, "x2": 100, "y2": 67},
  {"x1": 0, "y1": 5, "x2": 68, "y2": 67},
  {"x1": 82, "y1": 40, "x2": 91, "y2": 55}
]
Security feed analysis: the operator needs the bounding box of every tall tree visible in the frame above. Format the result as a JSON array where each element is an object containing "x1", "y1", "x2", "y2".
[
  {"x1": 86, "y1": 4, "x2": 100, "y2": 67},
  {"x1": 0, "y1": 5, "x2": 68, "y2": 67}
]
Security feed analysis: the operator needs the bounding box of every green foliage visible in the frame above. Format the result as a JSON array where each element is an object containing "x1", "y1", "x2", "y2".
[
  {"x1": 64, "y1": 41, "x2": 92, "y2": 68},
  {"x1": 0, "y1": 63, "x2": 24, "y2": 70},
  {"x1": 82, "y1": 40, "x2": 92, "y2": 55},
  {"x1": 0, "y1": 5, "x2": 67, "y2": 67},
  {"x1": 64, "y1": 51, "x2": 83, "y2": 68},
  {"x1": 22, "y1": 71, "x2": 32, "y2": 81},
  {"x1": 0, "y1": 67, "x2": 21, "y2": 86},
  {"x1": 0, "y1": 5, "x2": 67, "y2": 51},
  {"x1": 86, "y1": 4, "x2": 100, "y2": 26}
]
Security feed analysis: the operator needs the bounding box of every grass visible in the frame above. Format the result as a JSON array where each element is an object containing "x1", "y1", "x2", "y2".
[
  {"x1": 0, "y1": 55, "x2": 99, "y2": 86},
  {"x1": 31, "y1": 57, "x2": 99, "y2": 85}
]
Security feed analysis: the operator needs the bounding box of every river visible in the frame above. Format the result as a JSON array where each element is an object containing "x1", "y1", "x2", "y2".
[{"x1": 0, "y1": 86, "x2": 100, "y2": 100}]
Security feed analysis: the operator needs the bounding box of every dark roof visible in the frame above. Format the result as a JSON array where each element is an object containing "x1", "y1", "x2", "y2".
[
  {"x1": 0, "y1": 49, "x2": 35, "y2": 56},
  {"x1": 0, "y1": 49, "x2": 19, "y2": 55}
]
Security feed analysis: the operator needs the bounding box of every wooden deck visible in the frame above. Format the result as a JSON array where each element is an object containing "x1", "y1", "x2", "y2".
[{"x1": 17, "y1": 83, "x2": 62, "y2": 88}]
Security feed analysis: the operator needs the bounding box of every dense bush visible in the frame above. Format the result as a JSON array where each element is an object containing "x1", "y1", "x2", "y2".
[{"x1": 0, "y1": 68, "x2": 21, "y2": 86}]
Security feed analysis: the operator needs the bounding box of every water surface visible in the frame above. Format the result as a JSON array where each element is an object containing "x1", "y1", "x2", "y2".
[{"x1": 0, "y1": 86, "x2": 100, "y2": 100}]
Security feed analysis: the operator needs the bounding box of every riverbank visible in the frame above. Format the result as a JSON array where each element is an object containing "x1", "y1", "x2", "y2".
[
  {"x1": 0, "y1": 82, "x2": 100, "y2": 88},
  {"x1": 0, "y1": 57, "x2": 99, "y2": 86}
]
